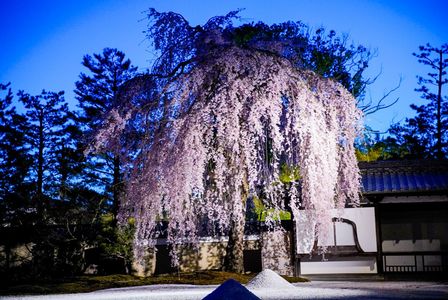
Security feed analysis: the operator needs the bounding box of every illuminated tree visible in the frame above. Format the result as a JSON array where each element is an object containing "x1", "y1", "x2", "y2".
[
  {"x1": 93, "y1": 53, "x2": 361, "y2": 271},
  {"x1": 90, "y1": 10, "x2": 362, "y2": 273}
]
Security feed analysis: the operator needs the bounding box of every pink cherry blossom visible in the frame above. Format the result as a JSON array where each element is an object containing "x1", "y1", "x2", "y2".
[{"x1": 93, "y1": 46, "x2": 362, "y2": 265}]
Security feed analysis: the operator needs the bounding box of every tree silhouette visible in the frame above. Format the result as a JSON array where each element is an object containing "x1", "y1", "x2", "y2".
[
  {"x1": 413, "y1": 44, "x2": 448, "y2": 159},
  {"x1": 75, "y1": 48, "x2": 138, "y2": 222},
  {"x1": 19, "y1": 90, "x2": 69, "y2": 220},
  {"x1": 388, "y1": 44, "x2": 447, "y2": 159},
  {"x1": 0, "y1": 83, "x2": 32, "y2": 225}
]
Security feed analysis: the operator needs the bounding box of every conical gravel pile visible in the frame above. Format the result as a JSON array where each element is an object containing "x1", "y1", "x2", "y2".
[
  {"x1": 246, "y1": 269, "x2": 297, "y2": 290},
  {"x1": 202, "y1": 278, "x2": 260, "y2": 300}
]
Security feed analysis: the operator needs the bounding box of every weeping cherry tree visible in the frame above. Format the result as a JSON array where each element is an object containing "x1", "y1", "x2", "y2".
[{"x1": 90, "y1": 10, "x2": 362, "y2": 273}]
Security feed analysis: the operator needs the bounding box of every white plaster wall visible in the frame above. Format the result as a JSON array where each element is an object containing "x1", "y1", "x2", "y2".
[
  {"x1": 296, "y1": 207, "x2": 377, "y2": 253},
  {"x1": 340, "y1": 207, "x2": 377, "y2": 252},
  {"x1": 301, "y1": 258, "x2": 377, "y2": 274}
]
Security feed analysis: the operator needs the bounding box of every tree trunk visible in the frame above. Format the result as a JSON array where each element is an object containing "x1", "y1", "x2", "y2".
[
  {"x1": 285, "y1": 183, "x2": 298, "y2": 276},
  {"x1": 36, "y1": 112, "x2": 46, "y2": 220},
  {"x1": 59, "y1": 145, "x2": 68, "y2": 202},
  {"x1": 223, "y1": 178, "x2": 248, "y2": 273},
  {"x1": 223, "y1": 212, "x2": 245, "y2": 273},
  {"x1": 436, "y1": 49, "x2": 443, "y2": 160},
  {"x1": 112, "y1": 155, "x2": 121, "y2": 223}
]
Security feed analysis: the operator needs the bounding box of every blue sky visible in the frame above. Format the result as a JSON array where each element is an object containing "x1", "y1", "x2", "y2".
[{"x1": 1, "y1": 0, "x2": 447, "y2": 133}]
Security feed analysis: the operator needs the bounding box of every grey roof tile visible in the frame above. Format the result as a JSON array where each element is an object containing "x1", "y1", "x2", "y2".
[{"x1": 359, "y1": 160, "x2": 448, "y2": 194}]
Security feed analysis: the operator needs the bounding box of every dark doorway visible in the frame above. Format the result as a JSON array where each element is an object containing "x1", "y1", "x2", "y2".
[
  {"x1": 244, "y1": 249, "x2": 262, "y2": 273},
  {"x1": 154, "y1": 245, "x2": 178, "y2": 275}
]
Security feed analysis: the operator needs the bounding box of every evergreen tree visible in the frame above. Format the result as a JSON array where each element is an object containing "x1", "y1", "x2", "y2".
[
  {"x1": 0, "y1": 83, "x2": 32, "y2": 225},
  {"x1": 229, "y1": 22, "x2": 372, "y2": 100},
  {"x1": 0, "y1": 84, "x2": 29, "y2": 197},
  {"x1": 75, "y1": 48, "x2": 138, "y2": 221},
  {"x1": 54, "y1": 114, "x2": 86, "y2": 202},
  {"x1": 18, "y1": 90, "x2": 70, "y2": 219},
  {"x1": 389, "y1": 44, "x2": 448, "y2": 159}
]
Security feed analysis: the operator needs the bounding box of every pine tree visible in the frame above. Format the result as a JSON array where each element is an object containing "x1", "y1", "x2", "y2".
[
  {"x1": 0, "y1": 83, "x2": 32, "y2": 225},
  {"x1": 19, "y1": 90, "x2": 70, "y2": 219},
  {"x1": 389, "y1": 44, "x2": 448, "y2": 159},
  {"x1": 75, "y1": 48, "x2": 137, "y2": 222},
  {"x1": 413, "y1": 44, "x2": 448, "y2": 159},
  {"x1": 0, "y1": 84, "x2": 29, "y2": 197}
]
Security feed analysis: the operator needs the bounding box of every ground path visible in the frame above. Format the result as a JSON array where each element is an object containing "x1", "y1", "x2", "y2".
[{"x1": 2, "y1": 280, "x2": 447, "y2": 299}]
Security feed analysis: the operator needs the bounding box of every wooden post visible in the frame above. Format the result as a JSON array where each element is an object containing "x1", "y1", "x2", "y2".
[
  {"x1": 373, "y1": 197, "x2": 384, "y2": 274},
  {"x1": 290, "y1": 219, "x2": 298, "y2": 276}
]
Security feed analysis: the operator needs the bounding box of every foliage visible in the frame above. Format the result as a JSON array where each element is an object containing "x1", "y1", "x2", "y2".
[
  {"x1": 17, "y1": 90, "x2": 71, "y2": 218},
  {"x1": 278, "y1": 163, "x2": 301, "y2": 184},
  {"x1": 145, "y1": 9, "x2": 378, "y2": 109},
  {"x1": 0, "y1": 83, "x2": 33, "y2": 224},
  {"x1": 1, "y1": 85, "x2": 108, "y2": 279},
  {"x1": 0, "y1": 186, "x2": 109, "y2": 280},
  {"x1": 258, "y1": 209, "x2": 292, "y2": 222},
  {"x1": 356, "y1": 148, "x2": 382, "y2": 162},
  {"x1": 355, "y1": 132, "x2": 406, "y2": 161},
  {"x1": 75, "y1": 48, "x2": 138, "y2": 220},
  {"x1": 1, "y1": 50, "x2": 141, "y2": 279},
  {"x1": 389, "y1": 44, "x2": 448, "y2": 159},
  {"x1": 1, "y1": 10, "x2": 377, "y2": 277},
  {"x1": 246, "y1": 164, "x2": 299, "y2": 221},
  {"x1": 246, "y1": 196, "x2": 291, "y2": 221},
  {"x1": 227, "y1": 22, "x2": 372, "y2": 100},
  {"x1": 76, "y1": 48, "x2": 138, "y2": 132},
  {"x1": 0, "y1": 84, "x2": 28, "y2": 194},
  {"x1": 98, "y1": 214, "x2": 135, "y2": 274},
  {"x1": 93, "y1": 10, "x2": 362, "y2": 272}
]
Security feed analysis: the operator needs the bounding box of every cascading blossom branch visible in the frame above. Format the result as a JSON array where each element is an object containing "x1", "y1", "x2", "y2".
[{"x1": 94, "y1": 46, "x2": 362, "y2": 265}]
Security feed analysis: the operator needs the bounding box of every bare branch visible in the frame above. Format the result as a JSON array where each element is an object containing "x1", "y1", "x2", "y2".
[{"x1": 360, "y1": 77, "x2": 401, "y2": 115}]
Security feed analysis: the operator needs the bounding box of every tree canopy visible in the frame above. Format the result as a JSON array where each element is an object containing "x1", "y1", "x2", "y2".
[
  {"x1": 384, "y1": 44, "x2": 447, "y2": 160},
  {"x1": 75, "y1": 48, "x2": 138, "y2": 221},
  {"x1": 91, "y1": 10, "x2": 362, "y2": 270},
  {"x1": 145, "y1": 9, "x2": 373, "y2": 99}
]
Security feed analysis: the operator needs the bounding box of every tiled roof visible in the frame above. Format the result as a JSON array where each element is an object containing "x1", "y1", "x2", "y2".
[{"x1": 359, "y1": 160, "x2": 448, "y2": 195}]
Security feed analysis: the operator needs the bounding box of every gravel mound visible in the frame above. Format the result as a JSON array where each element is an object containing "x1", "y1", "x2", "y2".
[
  {"x1": 203, "y1": 278, "x2": 260, "y2": 300},
  {"x1": 246, "y1": 269, "x2": 296, "y2": 290}
]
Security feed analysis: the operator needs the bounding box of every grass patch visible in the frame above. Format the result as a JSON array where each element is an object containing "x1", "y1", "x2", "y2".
[
  {"x1": 0, "y1": 271, "x2": 308, "y2": 296},
  {"x1": 283, "y1": 275, "x2": 309, "y2": 283},
  {"x1": 252, "y1": 196, "x2": 292, "y2": 221}
]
